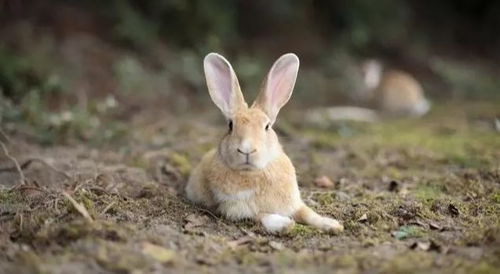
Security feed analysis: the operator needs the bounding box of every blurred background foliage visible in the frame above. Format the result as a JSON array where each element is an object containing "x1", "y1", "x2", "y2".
[{"x1": 0, "y1": 0, "x2": 499, "y2": 144}]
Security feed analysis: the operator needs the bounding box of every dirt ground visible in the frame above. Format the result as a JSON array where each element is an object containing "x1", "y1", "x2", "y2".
[{"x1": 0, "y1": 101, "x2": 499, "y2": 274}]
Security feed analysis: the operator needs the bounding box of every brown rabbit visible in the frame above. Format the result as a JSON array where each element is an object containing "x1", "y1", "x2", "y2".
[
  {"x1": 186, "y1": 53, "x2": 344, "y2": 233},
  {"x1": 307, "y1": 59, "x2": 430, "y2": 123},
  {"x1": 361, "y1": 59, "x2": 430, "y2": 117}
]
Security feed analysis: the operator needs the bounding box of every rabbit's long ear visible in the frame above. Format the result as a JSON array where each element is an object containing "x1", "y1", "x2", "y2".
[
  {"x1": 204, "y1": 53, "x2": 247, "y2": 119},
  {"x1": 252, "y1": 53, "x2": 299, "y2": 123}
]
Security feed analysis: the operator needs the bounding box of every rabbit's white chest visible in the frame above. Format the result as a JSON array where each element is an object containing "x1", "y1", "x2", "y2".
[
  {"x1": 213, "y1": 189, "x2": 257, "y2": 220},
  {"x1": 213, "y1": 189, "x2": 255, "y2": 202}
]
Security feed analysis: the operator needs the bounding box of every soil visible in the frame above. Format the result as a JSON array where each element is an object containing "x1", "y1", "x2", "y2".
[{"x1": 1, "y1": 101, "x2": 499, "y2": 274}]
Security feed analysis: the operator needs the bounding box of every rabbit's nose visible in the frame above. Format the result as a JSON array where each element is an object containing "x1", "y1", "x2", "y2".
[{"x1": 237, "y1": 148, "x2": 257, "y2": 155}]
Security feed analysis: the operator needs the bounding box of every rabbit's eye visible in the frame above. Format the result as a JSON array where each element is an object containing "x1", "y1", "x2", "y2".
[
  {"x1": 228, "y1": 120, "x2": 233, "y2": 132},
  {"x1": 265, "y1": 123, "x2": 271, "y2": 131}
]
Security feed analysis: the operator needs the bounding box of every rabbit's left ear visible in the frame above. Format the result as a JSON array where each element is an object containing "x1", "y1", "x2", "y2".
[
  {"x1": 204, "y1": 53, "x2": 247, "y2": 119},
  {"x1": 252, "y1": 53, "x2": 299, "y2": 123}
]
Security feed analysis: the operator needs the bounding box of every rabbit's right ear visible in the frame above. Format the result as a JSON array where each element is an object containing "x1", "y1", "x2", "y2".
[
  {"x1": 204, "y1": 53, "x2": 247, "y2": 119},
  {"x1": 252, "y1": 53, "x2": 299, "y2": 123}
]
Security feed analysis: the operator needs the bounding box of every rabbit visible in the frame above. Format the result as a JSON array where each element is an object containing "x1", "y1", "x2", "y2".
[
  {"x1": 307, "y1": 59, "x2": 430, "y2": 123},
  {"x1": 185, "y1": 53, "x2": 344, "y2": 233},
  {"x1": 360, "y1": 59, "x2": 430, "y2": 117}
]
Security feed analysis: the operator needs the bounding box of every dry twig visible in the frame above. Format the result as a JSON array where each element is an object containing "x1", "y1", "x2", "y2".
[
  {"x1": 0, "y1": 138, "x2": 25, "y2": 185},
  {"x1": 62, "y1": 192, "x2": 93, "y2": 222}
]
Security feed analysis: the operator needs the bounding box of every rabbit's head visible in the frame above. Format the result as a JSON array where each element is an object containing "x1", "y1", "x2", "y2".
[{"x1": 203, "y1": 53, "x2": 299, "y2": 171}]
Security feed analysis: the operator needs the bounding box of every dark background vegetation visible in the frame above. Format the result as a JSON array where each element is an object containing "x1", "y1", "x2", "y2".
[{"x1": 0, "y1": 0, "x2": 499, "y2": 143}]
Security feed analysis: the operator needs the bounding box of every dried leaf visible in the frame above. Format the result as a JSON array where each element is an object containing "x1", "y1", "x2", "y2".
[
  {"x1": 409, "y1": 240, "x2": 442, "y2": 252},
  {"x1": 228, "y1": 236, "x2": 254, "y2": 250},
  {"x1": 410, "y1": 241, "x2": 431, "y2": 251},
  {"x1": 357, "y1": 213, "x2": 368, "y2": 223},
  {"x1": 429, "y1": 222, "x2": 441, "y2": 230},
  {"x1": 183, "y1": 214, "x2": 209, "y2": 231},
  {"x1": 314, "y1": 176, "x2": 334, "y2": 188}
]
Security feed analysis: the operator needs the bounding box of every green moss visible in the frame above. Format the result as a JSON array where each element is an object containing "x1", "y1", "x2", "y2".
[
  {"x1": 0, "y1": 190, "x2": 22, "y2": 204},
  {"x1": 288, "y1": 224, "x2": 318, "y2": 237},
  {"x1": 491, "y1": 193, "x2": 500, "y2": 204},
  {"x1": 169, "y1": 152, "x2": 192, "y2": 176},
  {"x1": 314, "y1": 192, "x2": 335, "y2": 206},
  {"x1": 415, "y1": 184, "x2": 444, "y2": 202},
  {"x1": 35, "y1": 220, "x2": 132, "y2": 246}
]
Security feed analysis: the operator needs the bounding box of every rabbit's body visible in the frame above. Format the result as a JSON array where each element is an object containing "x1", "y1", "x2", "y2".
[
  {"x1": 307, "y1": 60, "x2": 430, "y2": 123},
  {"x1": 363, "y1": 60, "x2": 430, "y2": 117},
  {"x1": 186, "y1": 146, "x2": 302, "y2": 220},
  {"x1": 186, "y1": 53, "x2": 343, "y2": 233},
  {"x1": 375, "y1": 69, "x2": 429, "y2": 117}
]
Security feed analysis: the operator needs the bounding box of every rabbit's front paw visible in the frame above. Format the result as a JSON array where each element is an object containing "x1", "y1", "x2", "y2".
[
  {"x1": 318, "y1": 217, "x2": 344, "y2": 232},
  {"x1": 261, "y1": 214, "x2": 295, "y2": 233}
]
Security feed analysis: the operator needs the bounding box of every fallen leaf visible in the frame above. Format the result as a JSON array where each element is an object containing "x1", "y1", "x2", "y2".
[
  {"x1": 183, "y1": 214, "x2": 209, "y2": 231},
  {"x1": 357, "y1": 213, "x2": 368, "y2": 223},
  {"x1": 228, "y1": 236, "x2": 254, "y2": 250},
  {"x1": 409, "y1": 240, "x2": 442, "y2": 252},
  {"x1": 314, "y1": 176, "x2": 334, "y2": 188},
  {"x1": 410, "y1": 241, "x2": 431, "y2": 251},
  {"x1": 408, "y1": 220, "x2": 426, "y2": 227},
  {"x1": 141, "y1": 242, "x2": 175, "y2": 263},
  {"x1": 429, "y1": 222, "x2": 441, "y2": 230}
]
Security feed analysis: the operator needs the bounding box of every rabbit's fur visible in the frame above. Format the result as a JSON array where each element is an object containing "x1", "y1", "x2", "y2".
[
  {"x1": 361, "y1": 59, "x2": 430, "y2": 117},
  {"x1": 186, "y1": 53, "x2": 343, "y2": 233}
]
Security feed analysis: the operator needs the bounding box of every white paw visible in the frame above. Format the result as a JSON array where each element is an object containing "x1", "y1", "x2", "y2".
[
  {"x1": 318, "y1": 217, "x2": 344, "y2": 232},
  {"x1": 261, "y1": 214, "x2": 295, "y2": 233}
]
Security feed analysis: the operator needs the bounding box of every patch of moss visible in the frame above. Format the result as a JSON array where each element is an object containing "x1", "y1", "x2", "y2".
[
  {"x1": 169, "y1": 152, "x2": 192, "y2": 176},
  {"x1": 314, "y1": 192, "x2": 335, "y2": 206},
  {"x1": 35, "y1": 220, "x2": 132, "y2": 246},
  {"x1": 288, "y1": 224, "x2": 318, "y2": 237},
  {"x1": 491, "y1": 193, "x2": 500, "y2": 204},
  {"x1": 415, "y1": 184, "x2": 444, "y2": 203}
]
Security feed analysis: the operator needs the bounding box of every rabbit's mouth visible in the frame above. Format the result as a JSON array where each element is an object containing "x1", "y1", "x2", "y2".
[
  {"x1": 237, "y1": 159, "x2": 262, "y2": 171},
  {"x1": 239, "y1": 162, "x2": 257, "y2": 170}
]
